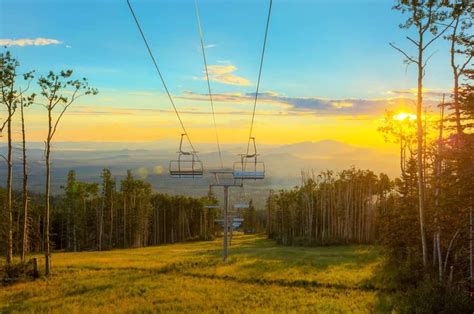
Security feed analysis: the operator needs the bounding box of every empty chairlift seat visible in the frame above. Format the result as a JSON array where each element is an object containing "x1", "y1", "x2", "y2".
[
  {"x1": 169, "y1": 158, "x2": 203, "y2": 178},
  {"x1": 233, "y1": 137, "x2": 265, "y2": 180},
  {"x1": 169, "y1": 134, "x2": 203, "y2": 178}
]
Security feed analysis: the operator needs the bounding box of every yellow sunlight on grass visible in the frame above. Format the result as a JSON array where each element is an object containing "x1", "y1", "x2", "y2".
[{"x1": 0, "y1": 234, "x2": 382, "y2": 313}]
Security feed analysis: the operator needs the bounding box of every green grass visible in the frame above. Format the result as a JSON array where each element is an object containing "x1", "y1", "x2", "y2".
[{"x1": 0, "y1": 234, "x2": 383, "y2": 313}]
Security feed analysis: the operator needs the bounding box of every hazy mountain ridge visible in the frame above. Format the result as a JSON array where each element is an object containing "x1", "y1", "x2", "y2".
[{"x1": 0, "y1": 140, "x2": 398, "y2": 207}]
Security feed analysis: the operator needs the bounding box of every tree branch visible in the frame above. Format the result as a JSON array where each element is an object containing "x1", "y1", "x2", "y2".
[
  {"x1": 406, "y1": 36, "x2": 420, "y2": 47},
  {"x1": 434, "y1": 21, "x2": 454, "y2": 29},
  {"x1": 422, "y1": 4, "x2": 434, "y2": 35},
  {"x1": 390, "y1": 42, "x2": 418, "y2": 64},
  {"x1": 0, "y1": 118, "x2": 8, "y2": 134},
  {"x1": 423, "y1": 19, "x2": 455, "y2": 50},
  {"x1": 443, "y1": 229, "x2": 460, "y2": 275},
  {"x1": 15, "y1": 77, "x2": 34, "y2": 102},
  {"x1": 50, "y1": 90, "x2": 82, "y2": 140},
  {"x1": 423, "y1": 50, "x2": 438, "y2": 69},
  {"x1": 459, "y1": 54, "x2": 473, "y2": 75}
]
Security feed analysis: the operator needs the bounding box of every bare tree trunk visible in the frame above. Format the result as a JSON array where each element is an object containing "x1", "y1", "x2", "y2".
[
  {"x1": 98, "y1": 199, "x2": 103, "y2": 251},
  {"x1": 436, "y1": 232, "x2": 442, "y2": 280},
  {"x1": 417, "y1": 32, "x2": 428, "y2": 267},
  {"x1": 400, "y1": 136, "x2": 405, "y2": 177},
  {"x1": 434, "y1": 97, "x2": 445, "y2": 280},
  {"x1": 443, "y1": 230, "x2": 459, "y2": 275},
  {"x1": 450, "y1": 17, "x2": 462, "y2": 134},
  {"x1": 21, "y1": 103, "x2": 29, "y2": 261},
  {"x1": 123, "y1": 195, "x2": 127, "y2": 247},
  {"x1": 45, "y1": 108, "x2": 52, "y2": 275},
  {"x1": 110, "y1": 182, "x2": 114, "y2": 248},
  {"x1": 5, "y1": 105, "x2": 13, "y2": 273},
  {"x1": 470, "y1": 207, "x2": 473, "y2": 292}
]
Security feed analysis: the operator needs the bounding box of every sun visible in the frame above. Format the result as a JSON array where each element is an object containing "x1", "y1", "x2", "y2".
[{"x1": 393, "y1": 112, "x2": 416, "y2": 121}]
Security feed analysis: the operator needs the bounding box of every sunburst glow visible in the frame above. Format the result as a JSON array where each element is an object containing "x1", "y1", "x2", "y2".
[{"x1": 393, "y1": 112, "x2": 416, "y2": 121}]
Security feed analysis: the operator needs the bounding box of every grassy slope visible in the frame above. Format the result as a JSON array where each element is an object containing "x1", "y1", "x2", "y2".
[{"x1": 0, "y1": 234, "x2": 382, "y2": 313}]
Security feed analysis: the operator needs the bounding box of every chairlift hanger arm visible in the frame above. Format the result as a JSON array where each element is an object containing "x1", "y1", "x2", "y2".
[
  {"x1": 194, "y1": 0, "x2": 224, "y2": 168},
  {"x1": 246, "y1": 0, "x2": 272, "y2": 155},
  {"x1": 126, "y1": 0, "x2": 199, "y2": 159}
]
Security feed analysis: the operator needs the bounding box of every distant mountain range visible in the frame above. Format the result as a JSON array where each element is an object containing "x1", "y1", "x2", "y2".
[{"x1": 0, "y1": 140, "x2": 399, "y2": 207}]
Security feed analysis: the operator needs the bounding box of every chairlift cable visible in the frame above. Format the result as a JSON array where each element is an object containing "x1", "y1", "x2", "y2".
[
  {"x1": 246, "y1": 0, "x2": 272, "y2": 155},
  {"x1": 194, "y1": 0, "x2": 224, "y2": 168},
  {"x1": 126, "y1": 0, "x2": 199, "y2": 157}
]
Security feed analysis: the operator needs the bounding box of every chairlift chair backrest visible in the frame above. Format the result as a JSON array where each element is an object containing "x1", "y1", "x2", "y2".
[
  {"x1": 169, "y1": 133, "x2": 203, "y2": 178},
  {"x1": 233, "y1": 137, "x2": 265, "y2": 180}
]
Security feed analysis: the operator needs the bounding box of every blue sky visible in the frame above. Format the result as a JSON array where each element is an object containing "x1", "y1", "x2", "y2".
[
  {"x1": 0, "y1": 0, "x2": 460, "y2": 147},
  {"x1": 1, "y1": 0, "x2": 454, "y2": 96}
]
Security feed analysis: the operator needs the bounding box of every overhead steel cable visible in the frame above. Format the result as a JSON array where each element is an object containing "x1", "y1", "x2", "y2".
[
  {"x1": 126, "y1": 0, "x2": 199, "y2": 158},
  {"x1": 194, "y1": 0, "x2": 224, "y2": 168},
  {"x1": 246, "y1": 0, "x2": 273, "y2": 156}
]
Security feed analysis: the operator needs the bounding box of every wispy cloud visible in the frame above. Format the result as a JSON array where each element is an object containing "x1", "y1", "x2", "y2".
[
  {"x1": 178, "y1": 91, "x2": 290, "y2": 108},
  {"x1": 387, "y1": 88, "x2": 449, "y2": 98},
  {"x1": 197, "y1": 64, "x2": 250, "y2": 86},
  {"x1": 179, "y1": 91, "x2": 427, "y2": 116},
  {"x1": 0, "y1": 37, "x2": 62, "y2": 47}
]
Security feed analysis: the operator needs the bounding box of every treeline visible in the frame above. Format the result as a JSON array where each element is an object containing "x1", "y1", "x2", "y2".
[
  {"x1": 266, "y1": 168, "x2": 390, "y2": 246},
  {"x1": 0, "y1": 169, "x2": 219, "y2": 255},
  {"x1": 241, "y1": 200, "x2": 266, "y2": 234}
]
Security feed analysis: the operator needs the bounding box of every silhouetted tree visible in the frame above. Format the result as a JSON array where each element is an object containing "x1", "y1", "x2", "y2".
[
  {"x1": 37, "y1": 70, "x2": 97, "y2": 275},
  {"x1": 391, "y1": 0, "x2": 453, "y2": 267}
]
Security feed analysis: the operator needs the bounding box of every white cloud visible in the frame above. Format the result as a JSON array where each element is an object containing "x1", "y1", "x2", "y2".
[
  {"x1": 0, "y1": 38, "x2": 62, "y2": 47},
  {"x1": 199, "y1": 64, "x2": 250, "y2": 86},
  {"x1": 331, "y1": 102, "x2": 353, "y2": 109}
]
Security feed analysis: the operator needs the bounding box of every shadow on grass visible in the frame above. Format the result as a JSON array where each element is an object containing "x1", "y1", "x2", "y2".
[
  {"x1": 190, "y1": 234, "x2": 381, "y2": 280},
  {"x1": 177, "y1": 270, "x2": 379, "y2": 291}
]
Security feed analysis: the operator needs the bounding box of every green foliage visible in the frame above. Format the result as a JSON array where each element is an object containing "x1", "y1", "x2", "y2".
[
  {"x1": 47, "y1": 168, "x2": 218, "y2": 252},
  {"x1": 267, "y1": 167, "x2": 388, "y2": 246},
  {"x1": 242, "y1": 200, "x2": 257, "y2": 233},
  {"x1": 393, "y1": 276, "x2": 472, "y2": 313},
  {"x1": 0, "y1": 50, "x2": 20, "y2": 112}
]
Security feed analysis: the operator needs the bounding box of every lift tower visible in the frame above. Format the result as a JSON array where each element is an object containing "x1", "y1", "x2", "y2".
[{"x1": 209, "y1": 169, "x2": 242, "y2": 262}]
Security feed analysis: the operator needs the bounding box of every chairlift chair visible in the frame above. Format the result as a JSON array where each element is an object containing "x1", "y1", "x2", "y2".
[
  {"x1": 233, "y1": 137, "x2": 265, "y2": 180},
  {"x1": 169, "y1": 134, "x2": 203, "y2": 178},
  {"x1": 233, "y1": 204, "x2": 249, "y2": 209}
]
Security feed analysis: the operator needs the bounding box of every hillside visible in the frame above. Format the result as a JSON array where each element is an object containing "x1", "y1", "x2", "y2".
[{"x1": 0, "y1": 234, "x2": 382, "y2": 312}]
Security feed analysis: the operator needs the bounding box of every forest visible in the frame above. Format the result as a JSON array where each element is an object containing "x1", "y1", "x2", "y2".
[{"x1": 1, "y1": 0, "x2": 473, "y2": 312}]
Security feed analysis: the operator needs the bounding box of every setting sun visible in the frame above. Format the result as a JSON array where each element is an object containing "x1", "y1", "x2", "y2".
[{"x1": 393, "y1": 112, "x2": 416, "y2": 121}]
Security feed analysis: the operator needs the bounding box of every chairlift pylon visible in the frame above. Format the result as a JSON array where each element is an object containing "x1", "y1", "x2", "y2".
[
  {"x1": 169, "y1": 133, "x2": 203, "y2": 178},
  {"x1": 233, "y1": 137, "x2": 265, "y2": 180}
]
